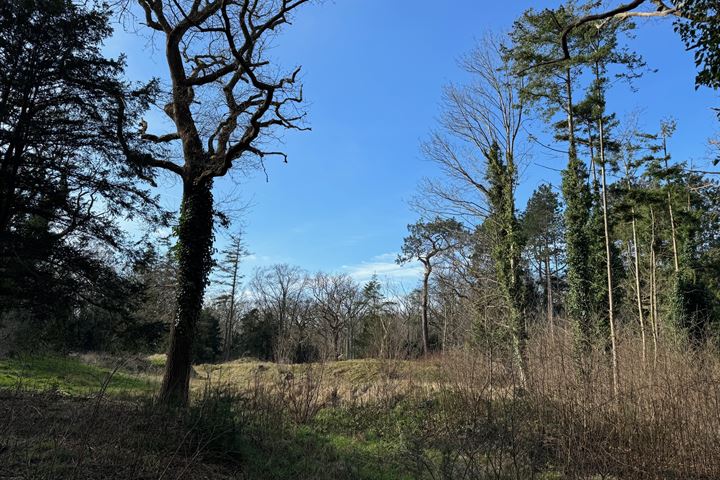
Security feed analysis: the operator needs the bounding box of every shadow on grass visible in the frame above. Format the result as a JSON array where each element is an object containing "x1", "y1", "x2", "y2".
[{"x1": 0, "y1": 355, "x2": 157, "y2": 396}]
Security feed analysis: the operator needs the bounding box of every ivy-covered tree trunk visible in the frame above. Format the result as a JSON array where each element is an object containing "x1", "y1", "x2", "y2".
[
  {"x1": 128, "y1": 0, "x2": 311, "y2": 405},
  {"x1": 563, "y1": 150, "x2": 593, "y2": 357},
  {"x1": 159, "y1": 178, "x2": 214, "y2": 405},
  {"x1": 561, "y1": 68, "x2": 593, "y2": 359},
  {"x1": 486, "y1": 143, "x2": 527, "y2": 386}
]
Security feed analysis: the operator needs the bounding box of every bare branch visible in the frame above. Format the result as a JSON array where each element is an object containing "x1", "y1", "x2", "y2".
[{"x1": 139, "y1": 120, "x2": 181, "y2": 143}]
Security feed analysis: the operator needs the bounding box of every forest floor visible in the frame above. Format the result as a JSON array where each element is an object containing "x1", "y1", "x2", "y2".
[
  {"x1": 0, "y1": 355, "x2": 443, "y2": 480},
  {"x1": 1, "y1": 348, "x2": 719, "y2": 479}
]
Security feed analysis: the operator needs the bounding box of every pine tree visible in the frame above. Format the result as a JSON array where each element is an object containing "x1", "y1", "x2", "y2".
[
  {"x1": 522, "y1": 184, "x2": 564, "y2": 334},
  {"x1": 215, "y1": 232, "x2": 249, "y2": 361},
  {"x1": 398, "y1": 218, "x2": 464, "y2": 356},
  {"x1": 509, "y1": 3, "x2": 595, "y2": 357}
]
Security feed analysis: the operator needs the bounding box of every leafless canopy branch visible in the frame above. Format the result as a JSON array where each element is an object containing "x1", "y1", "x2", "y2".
[
  {"x1": 417, "y1": 35, "x2": 525, "y2": 224},
  {"x1": 135, "y1": 0, "x2": 311, "y2": 182}
]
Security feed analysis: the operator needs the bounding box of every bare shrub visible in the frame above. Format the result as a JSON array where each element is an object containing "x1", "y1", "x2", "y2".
[{"x1": 415, "y1": 325, "x2": 720, "y2": 479}]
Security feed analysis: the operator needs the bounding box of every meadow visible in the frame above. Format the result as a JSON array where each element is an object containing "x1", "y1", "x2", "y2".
[{"x1": 2, "y1": 329, "x2": 720, "y2": 480}]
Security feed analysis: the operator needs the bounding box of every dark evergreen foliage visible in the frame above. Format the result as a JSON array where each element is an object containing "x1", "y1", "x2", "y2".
[{"x1": 0, "y1": 0, "x2": 165, "y2": 350}]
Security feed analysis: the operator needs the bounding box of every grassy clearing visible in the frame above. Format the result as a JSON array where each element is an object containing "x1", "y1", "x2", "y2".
[
  {"x1": 0, "y1": 355, "x2": 158, "y2": 396},
  {"x1": 195, "y1": 357, "x2": 443, "y2": 385},
  {"x1": 0, "y1": 355, "x2": 434, "y2": 479},
  {"x1": 2, "y1": 333, "x2": 720, "y2": 479}
]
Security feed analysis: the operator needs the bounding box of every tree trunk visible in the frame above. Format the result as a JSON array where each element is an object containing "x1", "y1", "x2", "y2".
[
  {"x1": 333, "y1": 329, "x2": 340, "y2": 360},
  {"x1": 159, "y1": 178, "x2": 214, "y2": 405},
  {"x1": 223, "y1": 241, "x2": 241, "y2": 362},
  {"x1": 631, "y1": 210, "x2": 646, "y2": 363},
  {"x1": 421, "y1": 262, "x2": 431, "y2": 356},
  {"x1": 346, "y1": 321, "x2": 352, "y2": 360},
  {"x1": 442, "y1": 305, "x2": 448, "y2": 353},
  {"x1": 380, "y1": 317, "x2": 388, "y2": 359},
  {"x1": 663, "y1": 139, "x2": 680, "y2": 274},
  {"x1": 650, "y1": 206, "x2": 659, "y2": 366},
  {"x1": 565, "y1": 68, "x2": 576, "y2": 149},
  {"x1": 508, "y1": 244, "x2": 528, "y2": 388},
  {"x1": 545, "y1": 253, "x2": 554, "y2": 337},
  {"x1": 598, "y1": 114, "x2": 619, "y2": 398}
]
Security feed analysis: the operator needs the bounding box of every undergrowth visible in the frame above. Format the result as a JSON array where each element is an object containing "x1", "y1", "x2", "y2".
[{"x1": 2, "y1": 328, "x2": 720, "y2": 479}]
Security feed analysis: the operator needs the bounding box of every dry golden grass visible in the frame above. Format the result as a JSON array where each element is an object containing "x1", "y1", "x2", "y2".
[
  {"x1": 186, "y1": 327, "x2": 720, "y2": 478},
  {"x1": 4, "y1": 327, "x2": 720, "y2": 479}
]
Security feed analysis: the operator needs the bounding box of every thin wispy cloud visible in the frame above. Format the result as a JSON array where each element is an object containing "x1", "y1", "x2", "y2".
[{"x1": 342, "y1": 253, "x2": 423, "y2": 283}]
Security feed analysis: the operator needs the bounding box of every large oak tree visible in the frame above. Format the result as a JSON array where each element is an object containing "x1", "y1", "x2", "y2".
[{"x1": 131, "y1": 0, "x2": 312, "y2": 404}]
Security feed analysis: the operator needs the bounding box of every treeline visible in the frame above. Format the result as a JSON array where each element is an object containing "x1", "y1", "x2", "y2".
[{"x1": 141, "y1": 258, "x2": 424, "y2": 363}]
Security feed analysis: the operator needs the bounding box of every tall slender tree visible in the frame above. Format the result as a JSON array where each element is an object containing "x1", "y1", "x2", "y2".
[
  {"x1": 215, "y1": 231, "x2": 249, "y2": 361},
  {"x1": 510, "y1": 3, "x2": 595, "y2": 356}
]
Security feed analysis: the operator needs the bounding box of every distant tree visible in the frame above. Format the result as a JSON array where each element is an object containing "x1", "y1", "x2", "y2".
[
  {"x1": 357, "y1": 276, "x2": 395, "y2": 358},
  {"x1": 310, "y1": 273, "x2": 363, "y2": 360},
  {"x1": 249, "y1": 264, "x2": 309, "y2": 362},
  {"x1": 398, "y1": 218, "x2": 464, "y2": 356},
  {"x1": 522, "y1": 185, "x2": 564, "y2": 333},
  {"x1": 124, "y1": 244, "x2": 176, "y2": 351},
  {"x1": 236, "y1": 308, "x2": 277, "y2": 361},
  {"x1": 133, "y1": 240, "x2": 177, "y2": 317},
  {"x1": 192, "y1": 307, "x2": 222, "y2": 364},
  {"x1": 215, "y1": 232, "x2": 249, "y2": 361}
]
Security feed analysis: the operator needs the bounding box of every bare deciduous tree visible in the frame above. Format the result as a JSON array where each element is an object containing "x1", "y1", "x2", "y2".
[
  {"x1": 311, "y1": 273, "x2": 363, "y2": 360},
  {"x1": 415, "y1": 36, "x2": 528, "y2": 378},
  {"x1": 128, "y1": 0, "x2": 312, "y2": 404},
  {"x1": 249, "y1": 264, "x2": 309, "y2": 362},
  {"x1": 417, "y1": 36, "x2": 525, "y2": 226}
]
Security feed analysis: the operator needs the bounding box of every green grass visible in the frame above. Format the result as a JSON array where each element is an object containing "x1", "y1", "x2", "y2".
[
  {"x1": 0, "y1": 355, "x2": 158, "y2": 395},
  {"x1": 235, "y1": 418, "x2": 413, "y2": 480}
]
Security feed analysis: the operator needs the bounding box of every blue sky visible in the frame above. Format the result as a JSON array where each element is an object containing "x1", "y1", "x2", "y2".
[{"x1": 106, "y1": 1, "x2": 718, "y2": 287}]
